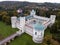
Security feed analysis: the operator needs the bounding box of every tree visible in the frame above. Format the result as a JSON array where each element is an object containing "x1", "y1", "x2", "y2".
[
  {"x1": 50, "y1": 39, "x2": 60, "y2": 45},
  {"x1": 44, "y1": 35, "x2": 52, "y2": 42},
  {"x1": 2, "y1": 15, "x2": 7, "y2": 22},
  {"x1": 0, "y1": 11, "x2": 8, "y2": 21},
  {"x1": 0, "y1": 14, "x2": 2, "y2": 21},
  {"x1": 23, "y1": 9, "x2": 30, "y2": 16},
  {"x1": 41, "y1": 43, "x2": 48, "y2": 45},
  {"x1": 8, "y1": 11, "x2": 13, "y2": 17},
  {"x1": 2, "y1": 15, "x2": 11, "y2": 25},
  {"x1": 56, "y1": 12, "x2": 60, "y2": 20},
  {"x1": 5, "y1": 16, "x2": 11, "y2": 25},
  {"x1": 13, "y1": 10, "x2": 18, "y2": 16},
  {"x1": 1, "y1": 11, "x2": 8, "y2": 16}
]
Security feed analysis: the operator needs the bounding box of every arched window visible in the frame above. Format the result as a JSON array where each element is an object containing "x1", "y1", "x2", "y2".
[
  {"x1": 26, "y1": 19, "x2": 27, "y2": 21},
  {"x1": 35, "y1": 32, "x2": 37, "y2": 35},
  {"x1": 41, "y1": 32, "x2": 42, "y2": 36},
  {"x1": 21, "y1": 30, "x2": 22, "y2": 32},
  {"x1": 33, "y1": 20, "x2": 36, "y2": 24}
]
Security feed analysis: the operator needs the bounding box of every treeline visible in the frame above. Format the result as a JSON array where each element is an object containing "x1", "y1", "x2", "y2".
[
  {"x1": 0, "y1": 1, "x2": 60, "y2": 10},
  {"x1": 0, "y1": 10, "x2": 18, "y2": 25}
]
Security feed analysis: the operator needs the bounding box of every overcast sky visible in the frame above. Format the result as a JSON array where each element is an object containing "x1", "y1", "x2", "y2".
[{"x1": 0, "y1": 0, "x2": 60, "y2": 3}]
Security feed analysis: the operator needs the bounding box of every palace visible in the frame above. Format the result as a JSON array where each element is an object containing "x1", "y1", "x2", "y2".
[{"x1": 11, "y1": 10, "x2": 56, "y2": 43}]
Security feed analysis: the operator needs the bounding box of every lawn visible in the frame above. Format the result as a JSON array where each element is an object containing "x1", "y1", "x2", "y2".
[{"x1": 0, "y1": 21, "x2": 18, "y2": 40}]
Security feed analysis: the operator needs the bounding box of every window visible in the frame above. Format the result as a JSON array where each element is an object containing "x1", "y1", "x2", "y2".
[
  {"x1": 21, "y1": 30, "x2": 22, "y2": 32},
  {"x1": 35, "y1": 32, "x2": 37, "y2": 35},
  {"x1": 33, "y1": 20, "x2": 36, "y2": 24},
  {"x1": 26, "y1": 19, "x2": 27, "y2": 21},
  {"x1": 41, "y1": 32, "x2": 42, "y2": 36}
]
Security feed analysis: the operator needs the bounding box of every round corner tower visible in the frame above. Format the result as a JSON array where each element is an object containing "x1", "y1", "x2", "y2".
[{"x1": 33, "y1": 23, "x2": 45, "y2": 43}]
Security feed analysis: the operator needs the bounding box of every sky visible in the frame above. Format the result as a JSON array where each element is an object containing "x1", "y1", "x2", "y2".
[{"x1": 0, "y1": 0, "x2": 60, "y2": 3}]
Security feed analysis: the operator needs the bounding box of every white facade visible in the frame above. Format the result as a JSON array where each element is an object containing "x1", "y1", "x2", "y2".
[
  {"x1": 11, "y1": 16, "x2": 17, "y2": 28},
  {"x1": 20, "y1": 17, "x2": 25, "y2": 33},
  {"x1": 11, "y1": 9, "x2": 56, "y2": 43},
  {"x1": 50, "y1": 15, "x2": 56, "y2": 24}
]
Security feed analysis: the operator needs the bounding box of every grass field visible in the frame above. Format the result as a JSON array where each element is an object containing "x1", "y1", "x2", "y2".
[{"x1": 0, "y1": 21, "x2": 18, "y2": 40}]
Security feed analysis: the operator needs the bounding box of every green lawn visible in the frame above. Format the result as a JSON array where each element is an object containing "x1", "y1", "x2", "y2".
[{"x1": 0, "y1": 21, "x2": 18, "y2": 40}]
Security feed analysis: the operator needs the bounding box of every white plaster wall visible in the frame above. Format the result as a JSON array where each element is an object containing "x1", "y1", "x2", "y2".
[
  {"x1": 11, "y1": 16, "x2": 17, "y2": 28},
  {"x1": 34, "y1": 15, "x2": 49, "y2": 21},
  {"x1": 16, "y1": 21, "x2": 21, "y2": 29},
  {"x1": 25, "y1": 26, "x2": 33, "y2": 36},
  {"x1": 50, "y1": 15, "x2": 56, "y2": 24},
  {"x1": 20, "y1": 17, "x2": 25, "y2": 32}
]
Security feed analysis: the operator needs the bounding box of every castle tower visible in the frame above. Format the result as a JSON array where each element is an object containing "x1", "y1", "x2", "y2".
[
  {"x1": 11, "y1": 16, "x2": 17, "y2": 28},
  {"x1": 19, "y1": 17, "x2": 25, "y2": 33},
  {"x1": 30, "y1": 9, "x2": 36, "y2": 16},
  {"x1": 33, "y1": 23, "x2": 45, "y2": 43},
  {"x1": 50, "y1": 15, "x2": 56, "y2": 24},
  {"x1": 49, "y1": 15, "x2": 56, "y2": 27}
]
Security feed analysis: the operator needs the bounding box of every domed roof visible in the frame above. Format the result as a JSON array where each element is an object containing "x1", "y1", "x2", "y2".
[{"x1": 34, "y1": 23, "x2": 45, "y2": 31}]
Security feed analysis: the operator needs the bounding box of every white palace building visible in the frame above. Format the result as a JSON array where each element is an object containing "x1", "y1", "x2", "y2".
[{"x1": 11, "y1": 10, "x2": 56, "y2": 43}]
